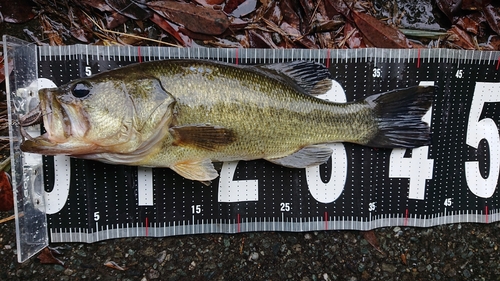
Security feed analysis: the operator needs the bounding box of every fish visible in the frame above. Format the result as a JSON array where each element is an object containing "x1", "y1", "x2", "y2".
[{"x1": 20, "y1": 59, "x2": 434, "y2": 182}]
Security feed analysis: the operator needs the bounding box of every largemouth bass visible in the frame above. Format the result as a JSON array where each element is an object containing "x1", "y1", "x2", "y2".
[{"x1": 21, "y1": 60, "x2": 434, "y2": 182}]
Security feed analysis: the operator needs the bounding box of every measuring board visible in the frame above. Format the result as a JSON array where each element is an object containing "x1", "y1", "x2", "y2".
[{"x1": 4, "y1": 36, "x2": 500, "y2": 262}]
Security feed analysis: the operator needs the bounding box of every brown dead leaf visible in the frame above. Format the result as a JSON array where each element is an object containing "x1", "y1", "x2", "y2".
[
  {"x1": 262, "y1": 1, "x2": 282, "y2": 25},
  {"x1": 0, "y1": 171, "x2": 13, "y2": 211},
  {"x1": 362, "y1": 230, "x2": 385, "y2": 255},
  {"x1": 456, "y1": 15, "x2": 481, "y2": 34},
  {"x1": 37, "y1": 247, "x2": 65, "y2": 266},
  {"x1": 483, "y1": 4, "x2": 500, "y2": 35},
  {"x1": 352, "y1": 11, "x2": 413, "y2": 48},
  {"x1": 105, "y1": 0, "x2": 152, "y2": 20},
  {"x1": 69, "y1": 8, "x2": 94, "y2": 43},
  {"x1": 104, "y1": 260, "x2": 127, "y2": 270},
  {"x1": 0, "y1": 56, "x2": 13, "y2": 85},
  {"x1": 480, "y1": 35, "x2": 500, "y2": 50},
  {"x1": 0, "y1": 0, "x2": 36, "y2": 23},
  {"x1": 224, "y1": 0, "x2": 257, "y2": 17},
  {"x1": 247, "y1": 30, "x2": 278, "y2": 48},
  {"x1": 435, "y1": 0, "x2": 463, "y2": 21},
  {"x1": 401, "y1": 251, "x2": 408, "y2": 265},
  {"x1": 150, "y1": 12, "x2": 188, "y2": 47},
  {"x1": 462, "y1": 0, "x2": 491, "y2": 10},
  {"x1": 147, "y1": 1, "x2": 229, "y2": 36},
  {"x1": 40, "y1": 15, "x2": 65, "y2": 46},
  {"x1": 447, "y1": 25, "x2": 477, "y2": 49},
  {"x1": 343, "y1": 21, "x2": 367, "y2": 49},
  {"x1": 325, "y1": 0, "x2": 351, "y2": 21},
  {"x1": 105, "y1": 10, "x2": 128, "y2": 29},
  {"x1": 193, "y1": 0, "x2": 224, "y2": 6},
  {"x1": 279, "y1": 0, "x2": 301, "y2": 30},
  {"x1": 80, "y1": 0, "x2": 113, "y2": 12}
]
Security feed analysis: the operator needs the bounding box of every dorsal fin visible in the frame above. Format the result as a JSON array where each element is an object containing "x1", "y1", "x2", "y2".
[{"x1": 254, "y1": 61, "x2": 333, "y2": 96}]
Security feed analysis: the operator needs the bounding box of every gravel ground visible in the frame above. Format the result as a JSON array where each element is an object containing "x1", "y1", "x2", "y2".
[{"x1": 1, "y1": 210, "x2": 499, "y2": 281}]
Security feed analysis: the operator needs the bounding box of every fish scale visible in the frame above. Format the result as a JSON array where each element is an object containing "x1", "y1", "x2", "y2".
[{"x1": 5, "y1": 36, "x2": 500, "y2": 263}]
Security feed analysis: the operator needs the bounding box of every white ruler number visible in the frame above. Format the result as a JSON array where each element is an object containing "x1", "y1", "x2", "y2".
[
  {"x1": 388, "y1": 81, "x2": 434, "y2": 200},
  {"x1": 465, "y1": 82, "x2": 500, "y2": 198},
  {"x1": 305, "y1": 81, "x2": 347, "y2": 203}
]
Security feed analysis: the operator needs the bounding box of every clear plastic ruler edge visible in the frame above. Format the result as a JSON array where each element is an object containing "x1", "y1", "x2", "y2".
[
  {"x1": 5, "y1": 36, "x2": 500, "y2": 262},
  {"x1": 3, "y1": 35, "x2": 48, "y2": 262}
]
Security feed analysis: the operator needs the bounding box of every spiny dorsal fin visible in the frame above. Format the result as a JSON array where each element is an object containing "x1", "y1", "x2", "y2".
[
  {"x1": 255, "y1": 61, "x2": 332, "y2": 96},
  {"x1": 169, "y1": 125, "x2": 236, "y2": 151}
]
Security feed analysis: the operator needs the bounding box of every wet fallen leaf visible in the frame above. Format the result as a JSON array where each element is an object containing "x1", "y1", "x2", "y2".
[
  {"x1": 69, "y1": 8, "x2": 94, "y2": 43},
  {"x1": 37, "y1": 247, "x2": 65, "y2": 266},
  {"x1": 278, "y1": 21, "x2": 300, "y2": 38},
  {"x1": 435, "y1": 0, "x2": 463, "y2": 21},
  {"x1": 310, "y1": 19, "x2": 344, "y2": 34},
  {"x1": 325, "y1": 0, "x2": 351, "y2": 21},
  {"x1": 352, "y1": 11, "x2": 413, "y2": 48},
  {"x1": 0, "y1": 0, "x2": 36, "y2": 23},
  {"x1": 40, "y1": 15, "x2": 65, "y2": 46},
  {"x1": 104, "y1": 260, "x2": 127, "y2": 270},
  {"x1": 147, "y1": 1, "x2": 229, "y2": 35},
  {"x1": 224, "y1": 0, "x2": 257, "y2": 17},
  {"x1": 480, "y1": 35, "x2": 500, "y2": 50},
  {"x1": 224, "y1": 0, "x2": 245, "y2": 14},
  {"x1": 104, "y1": 11, "x2": 127, "y2": 29},
  {"x1": 80, "y1": 0, "x2": 113, "y2": 12},
  {"x1": 362, "y1": 230, "x2": 385, "y2": 255},
  {"x1": 262, "y1": 1, "x2": 282, "y2": 25},
  {"x1": 462, "y1": 0, "x2": 491, "y2": 10},
  {"x1": 401, "y1": 251, "x2": 408, "y2": 265},
  {"x1": 230, "y1": 17, "x2": 249, "y2": 30},
  {"x1": 447, "y1": 25, "x2": 477, "y2": 49},
  {"x1": 456, "y1": 15, "x2": 481, "y2": 34},
  {"x1": 179, "y1": 27, "x2": 215, "y2": 42},
  {"x1": 193, "y1": 0, "x2": 224, "y2": 6},
  {"x1": 247, "y1": 30, "x2": 278, "y2": 48},
  {"x1": 343, "y1": 21, "x2": 367, "y2": 49},
  {"x1": 0, "y1": 56, "x2": 13, "y2": 85},
  {"x1": 298, "y1": 0, "x2": 315, "y2": 25},
  {"x1": 483, "y1": 4, "x2": 500, "y2": 35},
  {"x1": 0, "y1": 171, "x2": 13, "y2": 211},
  {"x1": 150, "y1": 12, "x2": 188, "y2": 47},
  {"x1": 279, "y1": 0, "x2": 301, "y2": 30},
  {"x1": 105, "y1": 0, "x2": 152, "y2": 20}
]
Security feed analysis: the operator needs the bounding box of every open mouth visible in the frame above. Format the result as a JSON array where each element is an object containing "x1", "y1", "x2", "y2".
[{"x1": 19, "y1": 89, "x2": 73, "y2": 153}]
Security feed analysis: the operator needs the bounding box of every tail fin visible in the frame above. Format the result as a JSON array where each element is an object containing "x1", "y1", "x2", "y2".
[{"x1": 364, "y1": 85, "x2": 434, "y2": 148}]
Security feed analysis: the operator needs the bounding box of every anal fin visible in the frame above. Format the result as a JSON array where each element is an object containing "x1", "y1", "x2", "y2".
[{"x1": 266, "y1": 145, "x2": 333, "y2": 169}]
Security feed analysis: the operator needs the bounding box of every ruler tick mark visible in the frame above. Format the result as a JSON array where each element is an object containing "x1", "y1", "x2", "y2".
[{"x1": 417, "y1": 49, "x2": 421, "y2": 68}]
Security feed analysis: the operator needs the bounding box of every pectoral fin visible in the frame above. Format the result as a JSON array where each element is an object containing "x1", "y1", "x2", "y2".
[
  {"x1": 170, "y1": 158, "x2": 219, "y2": 183},
  {"x1": 266, "y1": 145, "x2": 333, "y2": 168},
  {"x1": 170, "y1": 125, "x2": 236, "y2": 151}
]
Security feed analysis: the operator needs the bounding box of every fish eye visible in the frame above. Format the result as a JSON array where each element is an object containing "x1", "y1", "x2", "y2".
[{"x1": 71, "y1": 82, "x2": 92, "y2": 98}]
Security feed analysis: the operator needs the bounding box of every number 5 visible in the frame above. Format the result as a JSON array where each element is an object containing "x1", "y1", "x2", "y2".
[{"x1": 465, "y1": 82, "x2": 500, "y2": 198}]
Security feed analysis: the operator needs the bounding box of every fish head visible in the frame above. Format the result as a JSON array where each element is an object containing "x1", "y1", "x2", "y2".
[{"x1": 21, "y1": 74, "x2": 176, "y2": 157}]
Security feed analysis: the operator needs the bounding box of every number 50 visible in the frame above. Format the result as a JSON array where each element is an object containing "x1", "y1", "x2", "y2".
[{"x1": 465, "y1": 82, "x2": 500, "y2": 198}]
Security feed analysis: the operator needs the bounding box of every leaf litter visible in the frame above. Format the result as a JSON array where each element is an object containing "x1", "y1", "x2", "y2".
[{"x1": 0, "y1": 0, "x2": 496, "y2": 49}]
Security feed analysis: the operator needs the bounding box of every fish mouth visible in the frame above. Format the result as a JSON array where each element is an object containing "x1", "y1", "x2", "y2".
[{"x1": 20, "y1": 88, "x2": 91, "y2": 155}]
